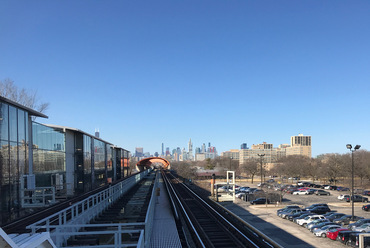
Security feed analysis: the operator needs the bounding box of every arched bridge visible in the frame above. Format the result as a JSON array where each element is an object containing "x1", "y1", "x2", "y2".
[{"x1": 136, "y1": 157, "x2": 170, "y2": 171}]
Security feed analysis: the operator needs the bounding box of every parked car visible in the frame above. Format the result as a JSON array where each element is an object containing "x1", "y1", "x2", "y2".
[
  {"x1": 305, "y1": 203, "x2": 329, "y2": 210},
  {"x1": 338, "y1": 187, "x2": 350, "y2": 191},
  {"x1": 281, "y1": 209, "x2": 305, "y2": 219},
  {"x1": 352, "y1": 223, "x2": 370, "y2": 232},
  {"x1": 345, "y1": 195, "x2": 369, "y2": 203},
  {"x1": 308, "y1": 206, "x2": 331, "y2": 215},
  {"x1": 250, "y1": 198, "x2": 269, "y2": 205},
  {"x1": 293, "y1": 190, "x2": 310, "y2": 195},
  {"x1": 326, "y1": 228, "x2": 350, "y2": 240},
  {"x1": 313, "y1": 225, "x2": 342, "y2": 237},
  {"x1": 363, "y1": 190, "x2": 370, "y2": 196},
  {"x1": 362, "y1": 204, "x2": 370, "y2": 212},
  {"x1": 293, "y1": 213, "x2": 315, "y2": 223},
  {"x1": 347, "y1": 232, "x2": 370, "y2": 247},
  {"x1": 310, "y1": 222, "x2": 337, "y2": 232},
  {"x1": 336, "y1": 231, "x2": 360, "y2": 245},
  {"x1": 315, "y1": 190, "x2": 330, "y2": 196},
  {"x1": 329, "y1": 185, "x2": 338, "y2": 190},
  {"x1": 285, "y1": 210, "x2": 307, "y2": 221},
  {"x1": 307, "y1": 219, "x2": 330, "y2": 230},
  {"x1": 277, "y1": 205, "x2": 301, "y2": 214},
  {"x1": 297, "y1": 215, "x2": 326, "y2": 227},
  {"x1": 334, "y1": 215, "x2": 364, "y2": 226},
  {"x1": 239, "y1": 186, "x2": 250, "y2": 192},
  {"x1": 338, "y1": 194, "x2": 350, "y2": 201},
  {"x1": 326, "y1": 213, "x2": 347, "y2": 222},
  {"x1": 348, "y1": 219, "x2": 370, "y2": 230},
  {"x1": 235, "y1": 191, "x2": 247, "y2": 199}
]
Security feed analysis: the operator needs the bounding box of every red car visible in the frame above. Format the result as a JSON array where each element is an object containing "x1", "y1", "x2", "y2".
[{"x1": 326, "y1": 228, "x2": 349, "y2": 240}]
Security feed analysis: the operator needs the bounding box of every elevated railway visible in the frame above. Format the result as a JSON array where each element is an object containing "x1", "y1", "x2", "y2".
[{"x1": 162, "y1": 169, "x2": 282, "y2": 248}]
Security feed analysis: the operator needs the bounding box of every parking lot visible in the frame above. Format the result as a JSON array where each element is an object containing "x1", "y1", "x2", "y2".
[{"x1": 218, "y1": 181, "x2": 370, "y2": 248}]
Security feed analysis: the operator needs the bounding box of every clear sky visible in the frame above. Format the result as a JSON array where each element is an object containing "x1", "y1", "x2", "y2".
[{"x1": 1, "y1": 1, "x2": 369, "y2": 157}]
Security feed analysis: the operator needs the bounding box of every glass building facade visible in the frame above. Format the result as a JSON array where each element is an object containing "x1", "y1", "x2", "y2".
[
  {"x1": 0, "y1": 101, "x2": 30, "y2": 224},
  {"x1": 32, "y1": 122, "x2": 66, "y2": 188},
  {"x1": 0, "y1": 96, "x2": 131, "y2": 226}
]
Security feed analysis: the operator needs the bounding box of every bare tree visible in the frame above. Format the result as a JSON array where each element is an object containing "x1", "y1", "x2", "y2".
[
  {"x1": 318, "y1": 153, "x2": 346, "y2": 184},
  {"x1": 170, "y1": 161, "x2": 197, "y2": 182},
  {"x1": 0, "y1": 78, "x2": 49, "y2": 115},
  {"x1": 241, "y1": 159, "x2": 259, "y2": 183},
  {"x1": 354, "y1": 150, "x2": 370, "y2": 187}
]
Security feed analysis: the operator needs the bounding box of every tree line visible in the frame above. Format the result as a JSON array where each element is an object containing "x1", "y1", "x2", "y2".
[{"x1": 170, "y1": 151, "x2": 370, "y2": 188}]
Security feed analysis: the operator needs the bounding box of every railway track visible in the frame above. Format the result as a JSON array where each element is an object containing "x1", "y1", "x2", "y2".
[
  {"x1": 1, "y1": 172, "x2": 140, "y2": 234},
  {"x1": 162, "y1": 170, "x2": 280, "y2": 248}
]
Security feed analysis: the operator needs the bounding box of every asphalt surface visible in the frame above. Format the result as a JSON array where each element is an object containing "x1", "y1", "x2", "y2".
[{"x1": 217, "y1": 182, "x2": 370, "y2": 248}]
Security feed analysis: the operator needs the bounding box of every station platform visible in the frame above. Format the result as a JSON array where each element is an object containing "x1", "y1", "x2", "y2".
[{"x1": 149, "y1": 174, "x2": 182, "y2": 248}]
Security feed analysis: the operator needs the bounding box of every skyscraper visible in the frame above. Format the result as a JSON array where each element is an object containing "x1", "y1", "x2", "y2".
[
  {"x1": 161, "y1": 143, "x2": 164, "y2": 156},
  {"x1": 188, "y1": 138, "x2": 193, "y2": 161},
  {"x1": 135, "y1": 147, "x2": 144, "y2": 157},
  {"x1": 240, "y1": 143, "x2": 247, "y2": 149}
]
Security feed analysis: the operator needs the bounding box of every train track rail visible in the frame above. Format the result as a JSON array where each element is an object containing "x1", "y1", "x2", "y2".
[
  {"x1": 162, "y1": 170, "x2": 280, "y2": 248},
  {"x1": 1, "y1": 172, "x2": 140, "y2": 234}
]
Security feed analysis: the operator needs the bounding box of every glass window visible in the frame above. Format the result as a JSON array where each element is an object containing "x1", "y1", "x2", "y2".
[
  {"x1": 9, "y1": 106, "x2": 17, "y2": 142},
  {"x1": 0, "y1": 103, "x2": 8, "y2": 141},
  {"x1": 32, "y1": 122, "x2": 65, "y2": 151},
  {"x1": 18, "y1": 110, "x2": 25, "y2": 144},
  {"x1": 93, "y1": 139, "x2": 106, "y2": 187}
]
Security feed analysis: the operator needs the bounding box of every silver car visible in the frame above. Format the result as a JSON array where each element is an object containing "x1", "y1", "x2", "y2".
[
  {"x1": 352, "y1": 223, "x2": 370, "y2": 232},
  {"x1": 313, "y1": 225, "x2": 342, "y2": 237}
]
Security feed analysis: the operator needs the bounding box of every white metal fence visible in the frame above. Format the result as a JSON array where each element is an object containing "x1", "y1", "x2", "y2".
[{"x1": 27, "y1": 169, "x2": 156, "y2": 247}]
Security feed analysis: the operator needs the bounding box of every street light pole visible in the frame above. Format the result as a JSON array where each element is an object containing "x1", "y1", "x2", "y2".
[
  {"x1": 346, "y1": 144, "x2": 361, "y2": 220},
  {"x1": 257, "y1": 154, "x2": 265, "y2": 189}
]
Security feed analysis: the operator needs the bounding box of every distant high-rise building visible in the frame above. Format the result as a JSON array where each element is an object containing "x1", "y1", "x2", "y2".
[
  {"x1": 239, "y1": 134, "x2": 312, "y2": 167},
  {"x1": 95, "y1": 128, "x2": 100, "y2": 138},
  {"x1": 287, "y1": 134, "x2": 312, "y2": 157},
  {"x1": 161, "y1": 143, "x2": 164, "y2": 156},
  {"x1": 201, "y1": 143, "x2": 206, "y2": 153},
  {"x1": 240, "y1": 143, "x2": 247, "y2": 149},
  {"x1": 195, "y1": 147, "x2": 201, "y2": 154},
  {"x1": 208, "y1": 142, "x2": 211, "y2": 148},
  {"x1": 188, "y1": 138, "x2": 193, "y2": 161},
  {"x1": 154, "y1": 152, "x2": 159, "y2": 157},
  {"x1": 251, "y1": 142, "x2": 273, "y2": 150},
  {"x1": 221, "y1": 149, "x2": 240, "y2": 160},
  {"x1": 135, "y1": 147, "x2": 144, "y2": 157},
  {"x1": 166, "y1": 147, "x2": 170, "y2": 156}
]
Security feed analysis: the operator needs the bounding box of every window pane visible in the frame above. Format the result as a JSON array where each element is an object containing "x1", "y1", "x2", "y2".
[
  {"x1": 0, "y1": 103, "x2": 8, "y2": 141},
  {"x1": 9, "y1": 106, "x2": 17, "y2": 142},
  {"x1": 18, "y1": 110, "x2": 25, "y2": 144}
]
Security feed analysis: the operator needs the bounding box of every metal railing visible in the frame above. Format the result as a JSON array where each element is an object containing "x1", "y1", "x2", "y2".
[
  {"x1": 21, "y1": 187, "x2": 56, "y2": 208},
  {"x1": 27, "y1": 169, "x2": 152, "y2": 247}
]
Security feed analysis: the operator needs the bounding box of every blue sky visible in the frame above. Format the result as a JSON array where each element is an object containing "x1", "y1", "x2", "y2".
[{"x1": 1, "y1": 1, "x2": 369, "y2": 157}]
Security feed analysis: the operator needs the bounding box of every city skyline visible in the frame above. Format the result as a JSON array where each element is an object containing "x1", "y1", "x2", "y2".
[{"x1": 1, "y1": 1, "x2": 369, "y2": 157}]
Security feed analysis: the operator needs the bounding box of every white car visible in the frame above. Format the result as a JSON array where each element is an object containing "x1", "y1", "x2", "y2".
[
  {"x1": 337, "y1": 194, "x2": 350, "y2": 200},
  {"x1": 293, "y1": 190, "x2": 309, "y2": 195},
  {"x1": 297, "y1": 215, "x2": 326, "y2": 226},
  {"x1": 313, "y1": 225, "x2": 342, "y2": 237}
]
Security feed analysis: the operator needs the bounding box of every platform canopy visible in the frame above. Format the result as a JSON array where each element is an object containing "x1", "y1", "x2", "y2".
[{"x1": 136, "y1": 157, "x2": 170, "y2": 171}]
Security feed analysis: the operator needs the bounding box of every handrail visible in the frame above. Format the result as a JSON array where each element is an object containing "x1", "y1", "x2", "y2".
[{"x1": 27, "y1": 169, "x2": 152, "y2": 247}]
